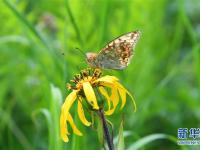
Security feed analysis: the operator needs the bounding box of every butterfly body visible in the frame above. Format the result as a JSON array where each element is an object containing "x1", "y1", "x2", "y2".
[{"x1": 86, "y1": 31, "x2": 140, "y2": 70}]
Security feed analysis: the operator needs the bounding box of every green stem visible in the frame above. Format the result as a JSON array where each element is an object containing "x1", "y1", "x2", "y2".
[{"x1": 98, "y1": 108, "x2": 114, "y2": 150}]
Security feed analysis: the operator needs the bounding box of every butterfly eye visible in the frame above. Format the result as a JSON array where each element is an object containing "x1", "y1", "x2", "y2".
[
  {"x1": 86, "y1": 53, "x2": 91, "y2": 59},
  {"x1": 86, "y1": 53, "x2": 97, "y2": 62}
]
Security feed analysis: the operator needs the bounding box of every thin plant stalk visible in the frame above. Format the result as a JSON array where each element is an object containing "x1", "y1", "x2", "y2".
[{"x1": 98, "y1": 108, "x2": 114, "y2": 150}]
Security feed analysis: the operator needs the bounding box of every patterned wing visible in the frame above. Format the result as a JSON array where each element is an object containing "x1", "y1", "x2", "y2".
[{"x1": 95, "y1": 31, "x2": 140, "y2": 69}]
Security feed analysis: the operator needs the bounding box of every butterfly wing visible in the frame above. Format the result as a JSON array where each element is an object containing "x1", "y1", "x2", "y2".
[{"x1": 95, "y1": 31, "x2": 140, "y2": 69}]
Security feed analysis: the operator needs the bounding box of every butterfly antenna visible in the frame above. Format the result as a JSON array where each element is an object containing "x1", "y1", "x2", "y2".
[
  {"x1": 75, "y1": 47, "x2": 86, "y2": 57},
  {"x1": 74, "y1": 47, "x2": 89, "y2": 65}
]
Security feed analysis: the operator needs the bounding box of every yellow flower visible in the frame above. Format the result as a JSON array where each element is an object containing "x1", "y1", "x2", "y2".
[{"x1": 60, "y1": 68, "x2": 136, "y2": 142}]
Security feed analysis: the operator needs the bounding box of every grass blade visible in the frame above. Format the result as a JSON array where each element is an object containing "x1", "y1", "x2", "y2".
[
  {"x1": 127, "y1": 133, "x2": 187, "y2": 150},
  {"x1": 3, "y1": 0, "x2": 50, "y2": 50},
  {"x1": 117, "y1": 120, "x2": 125, "y2": 150},
  {"x1": 64, "y1": 0, "x2": 83, "y2": 46}
]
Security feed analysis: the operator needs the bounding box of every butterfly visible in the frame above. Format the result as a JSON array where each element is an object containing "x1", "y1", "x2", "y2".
[{"x1": 86, "y1": 30, "x2": 141, "y2": 70}]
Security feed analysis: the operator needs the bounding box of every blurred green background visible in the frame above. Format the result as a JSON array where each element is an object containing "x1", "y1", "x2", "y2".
[{"x1": 0, "y1": 0, "x2": 200, "y2": 149}]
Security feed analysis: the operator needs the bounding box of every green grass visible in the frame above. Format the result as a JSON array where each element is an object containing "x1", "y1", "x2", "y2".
[{"x1": 0, "y1": 0, "x2": 200, "y2": 149}]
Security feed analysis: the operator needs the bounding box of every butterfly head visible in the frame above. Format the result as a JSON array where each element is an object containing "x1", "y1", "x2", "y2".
[{"x1": 86, "y1": 52, "x2": 97, "y2": 65}]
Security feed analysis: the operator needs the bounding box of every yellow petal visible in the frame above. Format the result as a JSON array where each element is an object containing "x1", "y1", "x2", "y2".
[
  {"x1": 98, "y1": 86, "x2": 111, "y2": 111},
  {"x1": 105, "y1": 87, "x2": 119, "y2": 115},
  {"x1": 95, "y1": 75, "x2": 119, "y2": 83},
  {"x1": 83, "y1": 82, "x2": 99, "y2": 110},
  {"x1": 118, "y1": 86, "x2": 126, "y2": 110},
  {"x1": 61, "y1": 90, "x2": 78, "y2": 117},
  {"x1": 126, "y1": 90, "x2": 137, "y2": 112},
  {"x1": 60, "y1": 113, "x2": 69, "y2": 142},
  {"x1": 98, "y1": 82, "x2": 116, "y2": 115},
  {"x1": 60, "y1": 90, "x2": 78, "y2": 142},
  {"x1": 99, "y1": 81, "x2": 115, "y2": 89},
  {"x1": 102, "y1": 80, "x2": 137, "y2": 113},
  {"x1": 67, "y1": 113, "x2": 83, "y2": 136},
  {"x1": 77, "y1": 97, "x2": 91, "y2": 126},
  {"x1": 115, "y1": 82, "x2": 137, "y2": 112}
]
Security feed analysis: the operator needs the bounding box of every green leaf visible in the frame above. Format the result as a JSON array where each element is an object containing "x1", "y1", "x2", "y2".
[
  {"x1": 0, "y1": 35, "x2": 30, "y2": 45},
  {"x1": 117, "y1": 120, "x2": 124, "y2": 150},
  {"x1": 127, "y1": 133, "x2": 184, "y2": 150},
  {"x1": 97, "y1": 116, "x2": 104, "y2": 147},
  {"x1": 32, "y1": 108, "x2": 52, "y2": 146}
]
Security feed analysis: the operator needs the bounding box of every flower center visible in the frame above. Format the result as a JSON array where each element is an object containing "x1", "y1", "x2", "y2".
[{"x1": 67, "y1": 68, "x2": 102, "y2": 90}]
